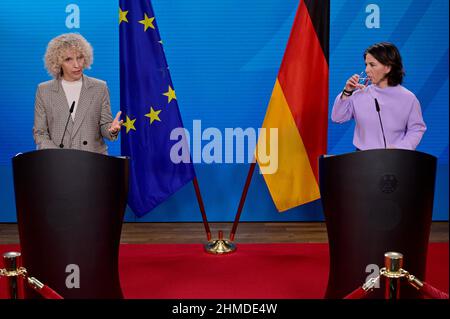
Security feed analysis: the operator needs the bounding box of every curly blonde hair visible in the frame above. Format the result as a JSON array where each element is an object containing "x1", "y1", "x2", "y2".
[{"x1": 44, "y1": 33, "x2": 93, "y2": 79}]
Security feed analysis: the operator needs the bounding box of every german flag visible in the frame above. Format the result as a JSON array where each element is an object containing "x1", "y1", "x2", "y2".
[{"x1": 256, "y1": 0, "x2": 329, "y2": 212}]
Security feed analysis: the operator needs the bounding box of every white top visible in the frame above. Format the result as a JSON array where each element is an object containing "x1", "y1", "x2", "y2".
[{"x1": 61, "y1": 78, "x2": 82, "y2": 120}]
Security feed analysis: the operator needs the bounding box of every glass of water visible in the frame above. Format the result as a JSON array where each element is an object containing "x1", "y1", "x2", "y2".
[{"x1": 358, "y1": 71, "x2": 370, "y2": 86}]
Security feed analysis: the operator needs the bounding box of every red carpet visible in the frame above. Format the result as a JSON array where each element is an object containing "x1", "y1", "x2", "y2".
[{"x1": 0, "y1": 243, "x2": 448, "y2": 299}]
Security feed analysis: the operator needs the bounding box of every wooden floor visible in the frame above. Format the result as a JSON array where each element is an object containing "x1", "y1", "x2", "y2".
[{"x1": 0, "y1": 222, "x2": 448, "y2": 244}]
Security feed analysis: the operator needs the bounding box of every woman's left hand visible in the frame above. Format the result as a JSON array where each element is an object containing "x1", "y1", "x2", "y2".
[{"x1": 109, "y1": 111, "x2": 123, "y2": 135}]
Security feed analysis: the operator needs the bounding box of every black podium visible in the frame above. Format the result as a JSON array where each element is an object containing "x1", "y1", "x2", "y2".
[
  {"x1": 12, "y1": 149, "x2": 129, "y2": 299},
  {"x1": 319, "y1": 149, "x2": 437, "y2": 299}
]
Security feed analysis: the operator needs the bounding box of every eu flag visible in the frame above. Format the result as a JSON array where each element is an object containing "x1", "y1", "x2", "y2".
[{"x1": 119, "y1": 0, "x2": 195, "y2": 216}]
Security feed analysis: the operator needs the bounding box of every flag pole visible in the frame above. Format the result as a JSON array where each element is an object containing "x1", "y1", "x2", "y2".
[
  {"x1": 192, "y1": 177, "x2": 212, "y2": 241},
  {"x1": 204, "y1": 161, "x2": 256, "y2": 255},
  {"x1": 204, "y1": 160, "x2": 256, "y2": 254},
  {"x1": 229, "y1": 161, "x2": 257, "y2": 241}
]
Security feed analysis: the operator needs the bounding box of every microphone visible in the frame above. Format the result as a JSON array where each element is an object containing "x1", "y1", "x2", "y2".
[
  {"x1": 59, "y1": 101, "x2": 75, "y2": 148},
  {"x1": 374, "y1": 98, "x2": 387, "y2": 149}
]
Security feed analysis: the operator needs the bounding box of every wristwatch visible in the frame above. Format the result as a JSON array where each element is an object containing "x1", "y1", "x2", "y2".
[{"x1": 342, "y1": 88, "x2": 353, "y2": 96}]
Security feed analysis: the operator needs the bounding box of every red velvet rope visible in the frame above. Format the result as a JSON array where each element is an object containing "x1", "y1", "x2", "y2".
[
  {"x1": 420, "y1": 282, "x2": 449, "y2": 299},
  {"x1": 27, "y1": 281, "x2": 64, "y2": 299},
  {"x1": 39, "y1": 285, "x2": 64, "y2": 299},
  {"x1": 344, "y1": 286, "x2": 370, "y2": 299}
]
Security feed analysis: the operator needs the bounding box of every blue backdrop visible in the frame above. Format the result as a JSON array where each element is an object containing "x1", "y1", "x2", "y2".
[{"x1": 0, "y1": 0, "x2": 448, "y2": 222}]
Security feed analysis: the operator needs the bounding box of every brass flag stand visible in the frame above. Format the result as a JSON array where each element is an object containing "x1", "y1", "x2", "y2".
[
  {"x1": 204, "y1": 230, "x2": 236, "y2": 254},
  {"x1": 204, "y1": 162, "x2": 256, "y2": 255}
]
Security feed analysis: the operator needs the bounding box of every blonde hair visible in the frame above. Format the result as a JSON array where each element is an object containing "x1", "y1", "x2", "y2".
[{"x1": 44, "y1": 33, "x2": 93, "y2": 79}]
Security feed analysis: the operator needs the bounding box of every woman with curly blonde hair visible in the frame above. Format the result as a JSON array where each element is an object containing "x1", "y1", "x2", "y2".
[
  {"x1": 33, "y1": 33, "x2": 122, "y2": 154},
  {"x1": 44, "y1": 33, "x2": 94, "y2": 79}
]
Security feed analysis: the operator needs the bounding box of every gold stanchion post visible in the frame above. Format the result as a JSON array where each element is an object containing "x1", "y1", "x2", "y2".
[
  {"x1": 2, "y1": 252, "x2": 24, "y2": 299},
  {"x1": 383, "y1": 252, "x2": 404, "y2": 300}
]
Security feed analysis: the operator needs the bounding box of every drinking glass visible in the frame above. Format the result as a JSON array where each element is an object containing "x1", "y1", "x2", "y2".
[{"x1": 358, "y1": 71, "x2": 370, "y2": 86}]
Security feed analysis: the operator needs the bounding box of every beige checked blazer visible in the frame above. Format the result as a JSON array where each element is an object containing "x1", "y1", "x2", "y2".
[{"x1": 33, "y1": 75, "x2": 117, "y2": 155}]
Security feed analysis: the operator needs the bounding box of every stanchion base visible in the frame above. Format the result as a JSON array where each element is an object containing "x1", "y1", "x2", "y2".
[{"x1": 204, "y1": 239, "x2": 236, "y2": 255}]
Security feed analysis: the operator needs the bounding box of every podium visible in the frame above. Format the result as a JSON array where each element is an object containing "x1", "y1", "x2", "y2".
[
  {"x1": 319, "y1": 149, "x2": 437, "y2": 299},
  {"x1": 12, "y1": 149, "x2": 129, "y2": 299}
]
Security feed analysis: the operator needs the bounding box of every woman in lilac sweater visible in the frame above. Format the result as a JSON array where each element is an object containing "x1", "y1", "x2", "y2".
[{"x1": 331, "y1": 42, "x2": 426, "y2": 150}]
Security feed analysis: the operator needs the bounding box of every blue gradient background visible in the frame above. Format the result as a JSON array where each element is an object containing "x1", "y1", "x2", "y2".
[{"x1": 0, "y1": 0, "x2": 448, "y2": 222}]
